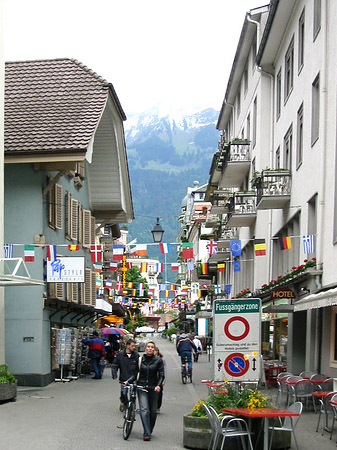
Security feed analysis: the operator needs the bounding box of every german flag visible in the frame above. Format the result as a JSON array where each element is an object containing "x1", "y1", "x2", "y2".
[
  {"x1": 279, "y1": 236, "x2": 292, "y2": 250},
  {"x1": 201, "y1": 263, "x2": 209, "y2": 275},
  {"x1": 254, "y1": 239, "x2": 266, "y2": 256},
  {"x1": 217, "y1": 263, "x2": 225, "y2": 273}
]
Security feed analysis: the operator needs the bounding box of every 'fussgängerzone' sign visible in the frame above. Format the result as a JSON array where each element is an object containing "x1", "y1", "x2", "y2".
[{"x1": 214, "y1": 300, "x2": 260, "y2": 314}]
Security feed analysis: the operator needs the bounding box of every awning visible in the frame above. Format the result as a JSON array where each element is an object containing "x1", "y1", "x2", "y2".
[
  {"x1": 0, "y1": 258, "x2": 44, "y2": 286},
  {"x1": 294, "y1": 287, "x2": 337, "y2": 312}
]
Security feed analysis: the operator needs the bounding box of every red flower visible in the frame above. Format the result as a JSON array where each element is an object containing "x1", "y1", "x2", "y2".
[
  {"x1": 292, "y1": 266, "x2": 297, "y2": 270},
  {"x1": 277, "y1": 275, "x2": 282, "y2": 279},
  {"x1": 312, "y1": 257, "x2": 316, "y2": 261},
  {"x1": 298, "y1": 265, "x2": 304, "y2": 269},
  {"x1": 262, "y1": 284, "x2": 267, "y2": 288},
  {"x1": 304, "y1": 259, "x2": 308, "y2": 263}
]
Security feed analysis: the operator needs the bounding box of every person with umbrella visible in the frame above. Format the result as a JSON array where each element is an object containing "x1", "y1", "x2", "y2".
[{"x1": 82, "y1": 331, "x2": 106, "y2": 379}]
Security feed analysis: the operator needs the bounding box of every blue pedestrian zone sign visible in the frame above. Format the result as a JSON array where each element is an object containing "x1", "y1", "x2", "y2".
[{"x1": 213, "y1": 298, "x2": 261, "y2": 382}]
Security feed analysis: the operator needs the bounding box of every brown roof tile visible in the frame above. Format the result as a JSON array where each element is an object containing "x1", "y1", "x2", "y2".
[{"x1": 5, "y1": 58, "x2": 125, "y2": 154}]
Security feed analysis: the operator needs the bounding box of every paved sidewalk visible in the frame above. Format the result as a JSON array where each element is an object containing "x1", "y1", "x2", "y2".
[{"x1": 0, "y1": 336, "x2": 336, "y2": 449}]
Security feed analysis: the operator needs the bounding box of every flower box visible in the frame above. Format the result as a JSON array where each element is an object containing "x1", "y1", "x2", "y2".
[{"x1": 0, "y1": 381, "x2": 17, "y2": 402}]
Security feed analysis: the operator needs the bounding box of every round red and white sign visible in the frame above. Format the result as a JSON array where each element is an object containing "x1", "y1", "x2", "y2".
[{"x1": 224, "y1": 316, "x2": 250, "y2": 341}]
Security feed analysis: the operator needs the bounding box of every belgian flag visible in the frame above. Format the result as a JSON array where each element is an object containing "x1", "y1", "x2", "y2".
[{"x1": 254, "y1": 239, "x2": 266, "y2": 256}]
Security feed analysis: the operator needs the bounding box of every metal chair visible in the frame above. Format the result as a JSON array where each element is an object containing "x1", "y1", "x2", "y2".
[
  {"x1": 285, "y1": 376, "x2": 303, "y2": 406},
  {"x1": 316, "y1": 391, "x2": 337, "y2": 434},
  {"x1": 276, "y1": 376, "x2": 291, "y2": 407},
  {"x1": 330, "y1": 393, "x2": 337, "y2": 441},
  {"x1": 208, "y1": 405, "x2": 253, "y2": 450},
  {"x1": 269, "y1": 402, "x2": 303, "y2": 450},
  {"x1": 310, "y1": 374, "x2": 326, "y2": 382},
  {"x1": 203, "y1": 404, "x2": 233, "y2": 450},
  {"x1": 299, "y1": 370, "x2": 316, "y2": 379},
  {"x1": 293, "y1": 380, "x2": 316, "y2": 411},
  {"x1": 321, "y1": 378, "x2": 333, "y2": 392}
]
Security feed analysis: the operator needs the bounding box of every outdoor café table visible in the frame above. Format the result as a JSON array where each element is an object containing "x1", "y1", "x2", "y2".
[
  {"x1": 312, "y1": 391, "x2": 333, "y2": 398},
  {"x1": 221, "y1": 407, "x2": 300, "y2": 450}
]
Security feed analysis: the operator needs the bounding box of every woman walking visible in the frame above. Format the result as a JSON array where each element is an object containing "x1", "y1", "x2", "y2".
[{"x1": 137, "y1": 341, "x2": 165, "y2": 441}]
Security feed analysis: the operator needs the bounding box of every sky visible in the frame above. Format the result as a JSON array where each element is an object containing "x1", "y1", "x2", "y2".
[{"x1": 4, "y1": 0, "x2": 262, "y2": 116}]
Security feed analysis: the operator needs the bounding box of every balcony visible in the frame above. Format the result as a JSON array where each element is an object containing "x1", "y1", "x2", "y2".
[
  {"x1": 204, "y1": 212, "x2": 219, "y2": 228},
  {"x1": 219, "y1": 140, "x2": 251, "y2": 189},
  {"x1": 226, "y1": 191, "x2": 257, "y2": 227},
  {"x1": 209, "y1": 189, "x2": 233, "y2": 214},
  {"x1": 217, "y1": 227, "x2": 239, "y2": 250},
  {"x1": 254, "y1": 169, "x2": 291, "y2": 210}
]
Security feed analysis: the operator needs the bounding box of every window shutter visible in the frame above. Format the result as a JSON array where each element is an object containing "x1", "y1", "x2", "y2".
[
  {"x1": 78, "y1": 204, "x2": 83, "y2": 245},
  {"x1": 56, "y1": 283, "x2": 64, "y2": 299},
  {"x1": 76, "y1": 161, "x2": 85, "y2": 177},
  {"x1": 71, "y1": 198, "x2": 79, "y2": 240},
  {"x1": 48, "y1": 283, "x2": 56, "y2": 298},
  {"x1": 66, "y1": 283, "x2": 73, "y2": 302},
  {"x1": 91, "y1": 271, "x2": 96, "y2": 307},
  {"x1": 72, "y1": 283, "x2": 79, "y2": 303},
  {"x1": 48, "y1": 188, "x2": 55, "y2": 229},
  {"x1": 79, "y1": 281, "x2": 84, "y2": 304},
  {"x1": 83, "y1": 210, "x2": 91, "y2": 247},
  {"x1": 84, "y1": 268, "x2": 91, "y2": 305},
  {"x1": 55, "y1": 184, "x2": 63, "y2": 230},
  {"x1": 90, "y1": 216, "x2": 96, "y2": 245},
  {"x1": 65, "y1": 191, "x2": 72, "y2": 239}
]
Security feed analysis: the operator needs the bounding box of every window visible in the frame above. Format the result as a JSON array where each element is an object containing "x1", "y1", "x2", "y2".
[
  {"x1": 237, "y1": 90, "x2": 241, "y2": 118},
  {"x1": 244, "y1": 65, "x2": 248, "y2": 94},
  {"x1": 275, "y1": 147, "x2": 280, "y2": 169},
  {"x1": 313, "y1": 0, "x2": 321, "y2": 39},
  {"x1": 48, "y1": 183, "x2": 63, "y2": 230},
  {"x1": 284, "y1": 38, "x2": 294, "y2": 100},
  {"x1": 246, "y1": 114, "x2": 251, "y2": 141},
  {"x1": 276, "y1": 69, "x2": 282, "y2": 119},
  {"x1": 311, "y1": 74, "x2": 320, "y2": 145},
  {"x1": 297, "y1": 103, "x2": 304, "y2": 167},
  {"x1": 298, "y1": 10, "x2": 305, "y2": 71},
  {"x1": 252, "y1": 97, "x2": 257, "y2": 148},
  {"x1": 283, "y1": 126, "x2": 293, "y2": 170}
]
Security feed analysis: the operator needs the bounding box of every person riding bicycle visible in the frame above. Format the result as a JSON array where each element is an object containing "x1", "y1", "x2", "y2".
[
  {"x1": 176, "y1": 330, "x2": 196, "y2": 375},
  {"x1": 112, "y1": 338, "x2": 139, "y2": 412}
]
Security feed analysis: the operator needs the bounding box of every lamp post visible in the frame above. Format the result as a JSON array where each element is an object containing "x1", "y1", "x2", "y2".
[
  {"x1": 151, "y1": 217, "x2": 164, "y2": 243},
  {"x1": 157, "y1": 273, "x2": 163, "y2": 285}
]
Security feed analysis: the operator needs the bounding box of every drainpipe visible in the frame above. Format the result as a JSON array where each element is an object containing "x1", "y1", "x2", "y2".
[{"x1": 246, "y1": 13, "x2": 260, "y2": 46}]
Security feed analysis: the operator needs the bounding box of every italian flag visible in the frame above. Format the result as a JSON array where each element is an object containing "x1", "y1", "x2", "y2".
[{"x1": 24, "y1": 245, "x2": 35, "y2": 262}]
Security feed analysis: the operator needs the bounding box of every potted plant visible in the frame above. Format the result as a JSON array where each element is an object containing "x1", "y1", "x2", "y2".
[{"x1": 0, "y1": 364, "x2": 17, "y2": 402}]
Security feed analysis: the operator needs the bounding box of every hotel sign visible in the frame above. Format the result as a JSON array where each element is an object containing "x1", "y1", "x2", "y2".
[
  {"x1": 270, "y1": 287, "x2": 295, "y2": 300},
  {"x1": 47, "y1": 257, "x2": 85, "y2": 283}
]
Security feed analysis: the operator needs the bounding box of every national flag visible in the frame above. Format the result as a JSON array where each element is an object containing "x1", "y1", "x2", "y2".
[
  {"x1": 165, "y1": 290, "x2": 169, "y2": 298},
  {"x1": 171, "y1": 263, "x2": 179, "y2": 271},
  {"x1": 217, "y1": 263, "x2": 225, "y2": 273},
  {"x1": 181, "y1": 285, "x2": 188, "y2": 292},
  {"x1": 113, "y1": 244, "x2": 124, "y2": 261},
  {"x1": 225, "y1": 284, "x2": 232, "y2": 295},
  {"x1": 140, "y1": 262, "x2": 148, "y2": 273},
  {"x1": 159, "y1": 243, "x2": 171, "y2": 254},
  {"x1": 303, "y1": 235, "x2": 315, "y2": 254},
  {"x1": 187, "y1": 261, "x2": 195, "y2": 271},
  {"x1": 233, "y1": 260, "x2": 241, "y2": 272},
  {"x1": 207, "y1": 241, "x2": 218, "y2": 255},
  {"x1": 279, "y1": 236, "x2": 292, "y2": 251},
  {"x1": 230, "y1": 240, "x2": 242, "y2": 257},
  {"x1": 131, "y1": 289, "x2": 136, "y2": 296},
  {"x1": 214, "y1": 285, "x2": 221, "y2": 294},
  {"x1": 191, "y1": 283, "x2": 199, "y2": 295},
  {"x1": 182, "y1": 242, "x2": 193, "y2": 259},
  {"x1": 138, "y1": 283, "x2": 144, "y2": 290},
  {"x1": 110, "y1": 262, "x2": 118, "y2": 271},
  {"x1": 46, "y1": 245, "x2": 57, "y2": 261},
  {"x1": 96, "y1": 279, "x2": 102, "y2": 289},
  {"x1": 68, "y1": 244, "x2": 80, "y2": 251},
  {"x1": 156, "y1": 263, "x2": 163, "y2": 272},
  {"x1": 127, "y1": 282, "x2": 133, "y2": 288},
  {"x1": 90, "y1": 245, "x2": 102, "y2": 263},
  {"x1": 136, "y1": 244, "x2": 147, "y2": 257},
  {"x1": 125, "y1": 262, "x2": 132, "y2": 269},
  {"x1": 201, "y1": 263, "x2": 209, "y2": 275},
  {"x1": 3, "y1": 244, "x2": 13, "y2": 258},
  {"x1": 116, "y1": 281, "x2": 123, "y2": 291},
  {"x1": 24, "y1": 245, "x2": 35, "y2": 262},
  {"x1": 130, "y1": 245, "x2": 137, "y2": 255},
  {"x1": 105, "y1": 280, "x2": 112, "y2": 288},
  {"x1": 94, "y1": 263, "x2": 102, "y2": 273},
  {"x1": 254, "y1": 239, "x2": 266, "y2": 256},
  {"x1": 139, "y1": 288, "x2": 144, "y2": 297},
  {"x1": 171, "y1": 284, "x2": 176, "y2": 290},
  {"x1": 159, "y1": 284, "x2": 166, "y2": 291}
]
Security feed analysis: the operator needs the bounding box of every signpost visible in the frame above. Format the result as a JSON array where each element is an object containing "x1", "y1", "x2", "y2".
[{"x1": 213, "y1": 298, "x2": 261, "y2": 382}]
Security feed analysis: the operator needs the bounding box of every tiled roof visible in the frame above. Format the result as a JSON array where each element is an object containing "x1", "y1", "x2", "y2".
[{"x1": 5, "y1": 58, "x2": 125, "y2": 154}]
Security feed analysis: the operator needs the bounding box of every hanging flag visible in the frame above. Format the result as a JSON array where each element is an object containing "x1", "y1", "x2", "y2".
[
  {"x1": 24, "y1": 245, "x2": 35, "y2": 262},
  {"x1": 165, "y1": 290, "x2": 169, "y2": 298},
  {"x1": 68, "y1": 244, "x2": 80, "y2": 251},
  {"x1": 303, "y1": 235, "x2": 315, "y2": 254},
  {"x1": 254, "y1": 239, "x2": 266, "y2": 256},
  {"x1": 140, "y1": 262, "x2": 148, "y2": 273},
  {"x1": 214, "y1": 285, "x2": 221, "y2": 294},
  {"x1": 139, "y1": 288, "x2": 144, "y2": 297},
  {"x1": 136, "y1": 244, "x2": 147, "y2": 257},
  {"x1": 90, "y1": 245, "x2": 102, "y2": 263},
  {"x1": 170, "y1": 284, "x2": 176, "y2": 290},
  {"x1": 191, "y1": 283, "x2": 199, "y2": 295},
  {"x1": 113, "y1": 244, "x2": 124, "y2": 261},
  {"x1": 225, "y1": 284, "x2": 232, "y2": 295},
  {"x1": 278, "y1": 236, "x2": 292, "y2": 251},
  {"x1": 125, "y1": 262, "x2": 132, "y2": 269},
  {"x1": 186, "y1": 261, "x2": 195, "y2": 271},
  {"x1": 110, "y1": 261, "x2": 118, "y2": 271},
  {"x1": 156, "y1": 263, "x2": 163, "y2": 272},
  {"x1": 127, "y1": 282, "x2": 133, "y2": 288},
  {"x1": 201, "y1": 263, "x2": 209, "y2": 275},
  {"x1": 138, "y1": 283, "x2": 144, "y2": 290},
  {"x1": 160, "y1": 243, "x2": 171, "y2": 254},
  {"x1": 131, "y1": 289, "x2": 136, "y2": 296},
  {"x1": 207, "y1": 241, "x2": 218, "y2": 255},
  {"x1": 182, "y1": 242, "x2": 193, "y2": 259},
  {"x1": 96, "y1": 279, "x2": 102, "y2": 289},
  {"x1": 171, "y1": 263, "x2": 179, "y2": 271},
  {"x1": 94, "y1": 263, "x2": 102, "y2": 273},
  {"x1": 116, "y1": 281, "x2": 123, "y2": 291},
  {"x1": 130, "y1": 245, "x2": 137, "y2": 255},
  {"x1": 217, "y1": 263, "x2": 225, "y2": 273},
  {"x1": 233, "y1": 260, "x2": 241, "y2": 272},
  {"x1": 159, "y1": 283, "x2": 166, "y2": 291},
  {"x1": 46, "y1": 245, "x2": 57, "y2": 261},
  {"x1": 105, "y1": 280, "x2": 112, "y2": 288},
  {"x1": 4, "y1": 244, "x2": 13, "y2": 258},
  {"x1": 230, "y1": 240, "x2": 242, "y2": 257}
]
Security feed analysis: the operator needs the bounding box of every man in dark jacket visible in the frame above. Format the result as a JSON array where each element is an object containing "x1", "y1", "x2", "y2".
[
  {"x1": 176, "y1": 330, "x2": 196, "y2": 374},
  {"x1": 112, "y1": 338, "x2": 139, "y2": 412},
  {"x1": 82, "y1": 331, "x2": 106, "y2": 379}
]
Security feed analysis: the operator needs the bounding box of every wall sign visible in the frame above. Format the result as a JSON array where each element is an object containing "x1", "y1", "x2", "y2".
[{"x1": 47, "y1": 257, "x2": 85, "y2": 283}]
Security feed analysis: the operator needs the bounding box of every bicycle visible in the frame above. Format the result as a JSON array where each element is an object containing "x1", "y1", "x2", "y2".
[
  {"x1": 181, "y1": 355, "x2": 192, "y2": 384},
  {"x1": 121, "y1": 383, "x2": 137, "y2": 440}
]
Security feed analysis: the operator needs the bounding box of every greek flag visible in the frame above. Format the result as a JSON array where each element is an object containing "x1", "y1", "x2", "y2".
[
  {"x1": 4, "y1": 244, "x2": 13, "y2": 258},
  {"x1": 303, "y1": 235, "x2": 315, "y2": 254}
]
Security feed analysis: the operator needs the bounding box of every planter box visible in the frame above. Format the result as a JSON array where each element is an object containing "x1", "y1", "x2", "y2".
[
  {"x1": 0, "y1": 382, "x2": 17, "y2": 402},
  {"x1": 183, "y1": 414, "x2": 291, "y2": 450}
]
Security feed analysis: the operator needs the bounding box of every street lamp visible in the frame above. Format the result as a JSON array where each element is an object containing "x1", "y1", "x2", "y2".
[
  {"x1": 151, "y1": 217, "x2": 164, "y2": 243},
  {"x1": 157, "y1": 273, "x2": 163, "y2": 284}
]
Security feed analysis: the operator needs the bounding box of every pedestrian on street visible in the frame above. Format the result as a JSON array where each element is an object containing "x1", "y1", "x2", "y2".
[
  {"x1": 111, "y1": 338, "x2": 139, "y2": 412},
  {"x1": 193, "y1": 335, "x2": 202, "y2": 362},
  {"x1": 176, "y1": 329, "x2": 196, "y2": 375},
  {"x1": 137, "y1": 340, "x2": 165, "y2": 441},
  {"x1": 154, "y1": 346, "x2": 166, "y2": 412},
  {"x1": 82, "y1": 331, "x2": 106, "y2": 379}
]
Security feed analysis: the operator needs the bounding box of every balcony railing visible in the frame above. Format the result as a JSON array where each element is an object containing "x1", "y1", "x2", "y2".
[
  {"x1": 210, "y1": 189, "x2": 233, "y2": 214},
  {"x1": 254, "y1": 169, "x2": 291, "y2": 210},
  {"x1": 226, "y1": 191, "x2": 257, "y2": 227},
  {"x1": 205, "y1": 212, "x2": 219, "y2": 228},
  {"x1": 219, "y1": 140, "x2": 251, "y2": 188}
]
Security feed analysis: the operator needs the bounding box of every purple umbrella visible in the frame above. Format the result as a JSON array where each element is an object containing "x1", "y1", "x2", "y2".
[{"x1": 101, "y1": 327, "x2": 128, "y2": 335}]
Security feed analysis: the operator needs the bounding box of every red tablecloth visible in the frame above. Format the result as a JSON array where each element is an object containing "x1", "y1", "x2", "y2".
[
  {"x1": 221, "y1": 407, "x2": 300, "y2": 418},
  {"x1": 312, "y1": 391, "x2": 333, "y2": 398}
]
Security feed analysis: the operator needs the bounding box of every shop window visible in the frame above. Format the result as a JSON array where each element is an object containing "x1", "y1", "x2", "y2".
[{"x1": 330, "y1": 306, "x2": 337, "y2": 368}]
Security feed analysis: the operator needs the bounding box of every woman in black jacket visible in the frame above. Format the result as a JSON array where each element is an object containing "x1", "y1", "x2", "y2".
[{"x1": 137, "y1": 340, "x2": 164, "y2": 441}]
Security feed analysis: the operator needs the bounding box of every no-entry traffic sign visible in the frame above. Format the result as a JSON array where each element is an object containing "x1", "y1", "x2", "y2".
[{"x1": 224, "y1": 316, "x2": 250, "y2": 341}]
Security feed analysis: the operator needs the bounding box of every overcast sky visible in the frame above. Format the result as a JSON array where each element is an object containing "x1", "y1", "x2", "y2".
[{"x1": 4, "y1": 0, "x2": 262, "y2": 116}]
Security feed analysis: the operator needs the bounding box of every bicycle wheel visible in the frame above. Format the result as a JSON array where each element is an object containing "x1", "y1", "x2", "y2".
[
  {"x1": 182, "y1": 369, "x2": 187, "y2": 384},
  {"x1": 123, "y1": 402, "x2": 135, "y2": 440},
  {"x1": 189, "y1": 371, "x2": 192, "y2": 383}
]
